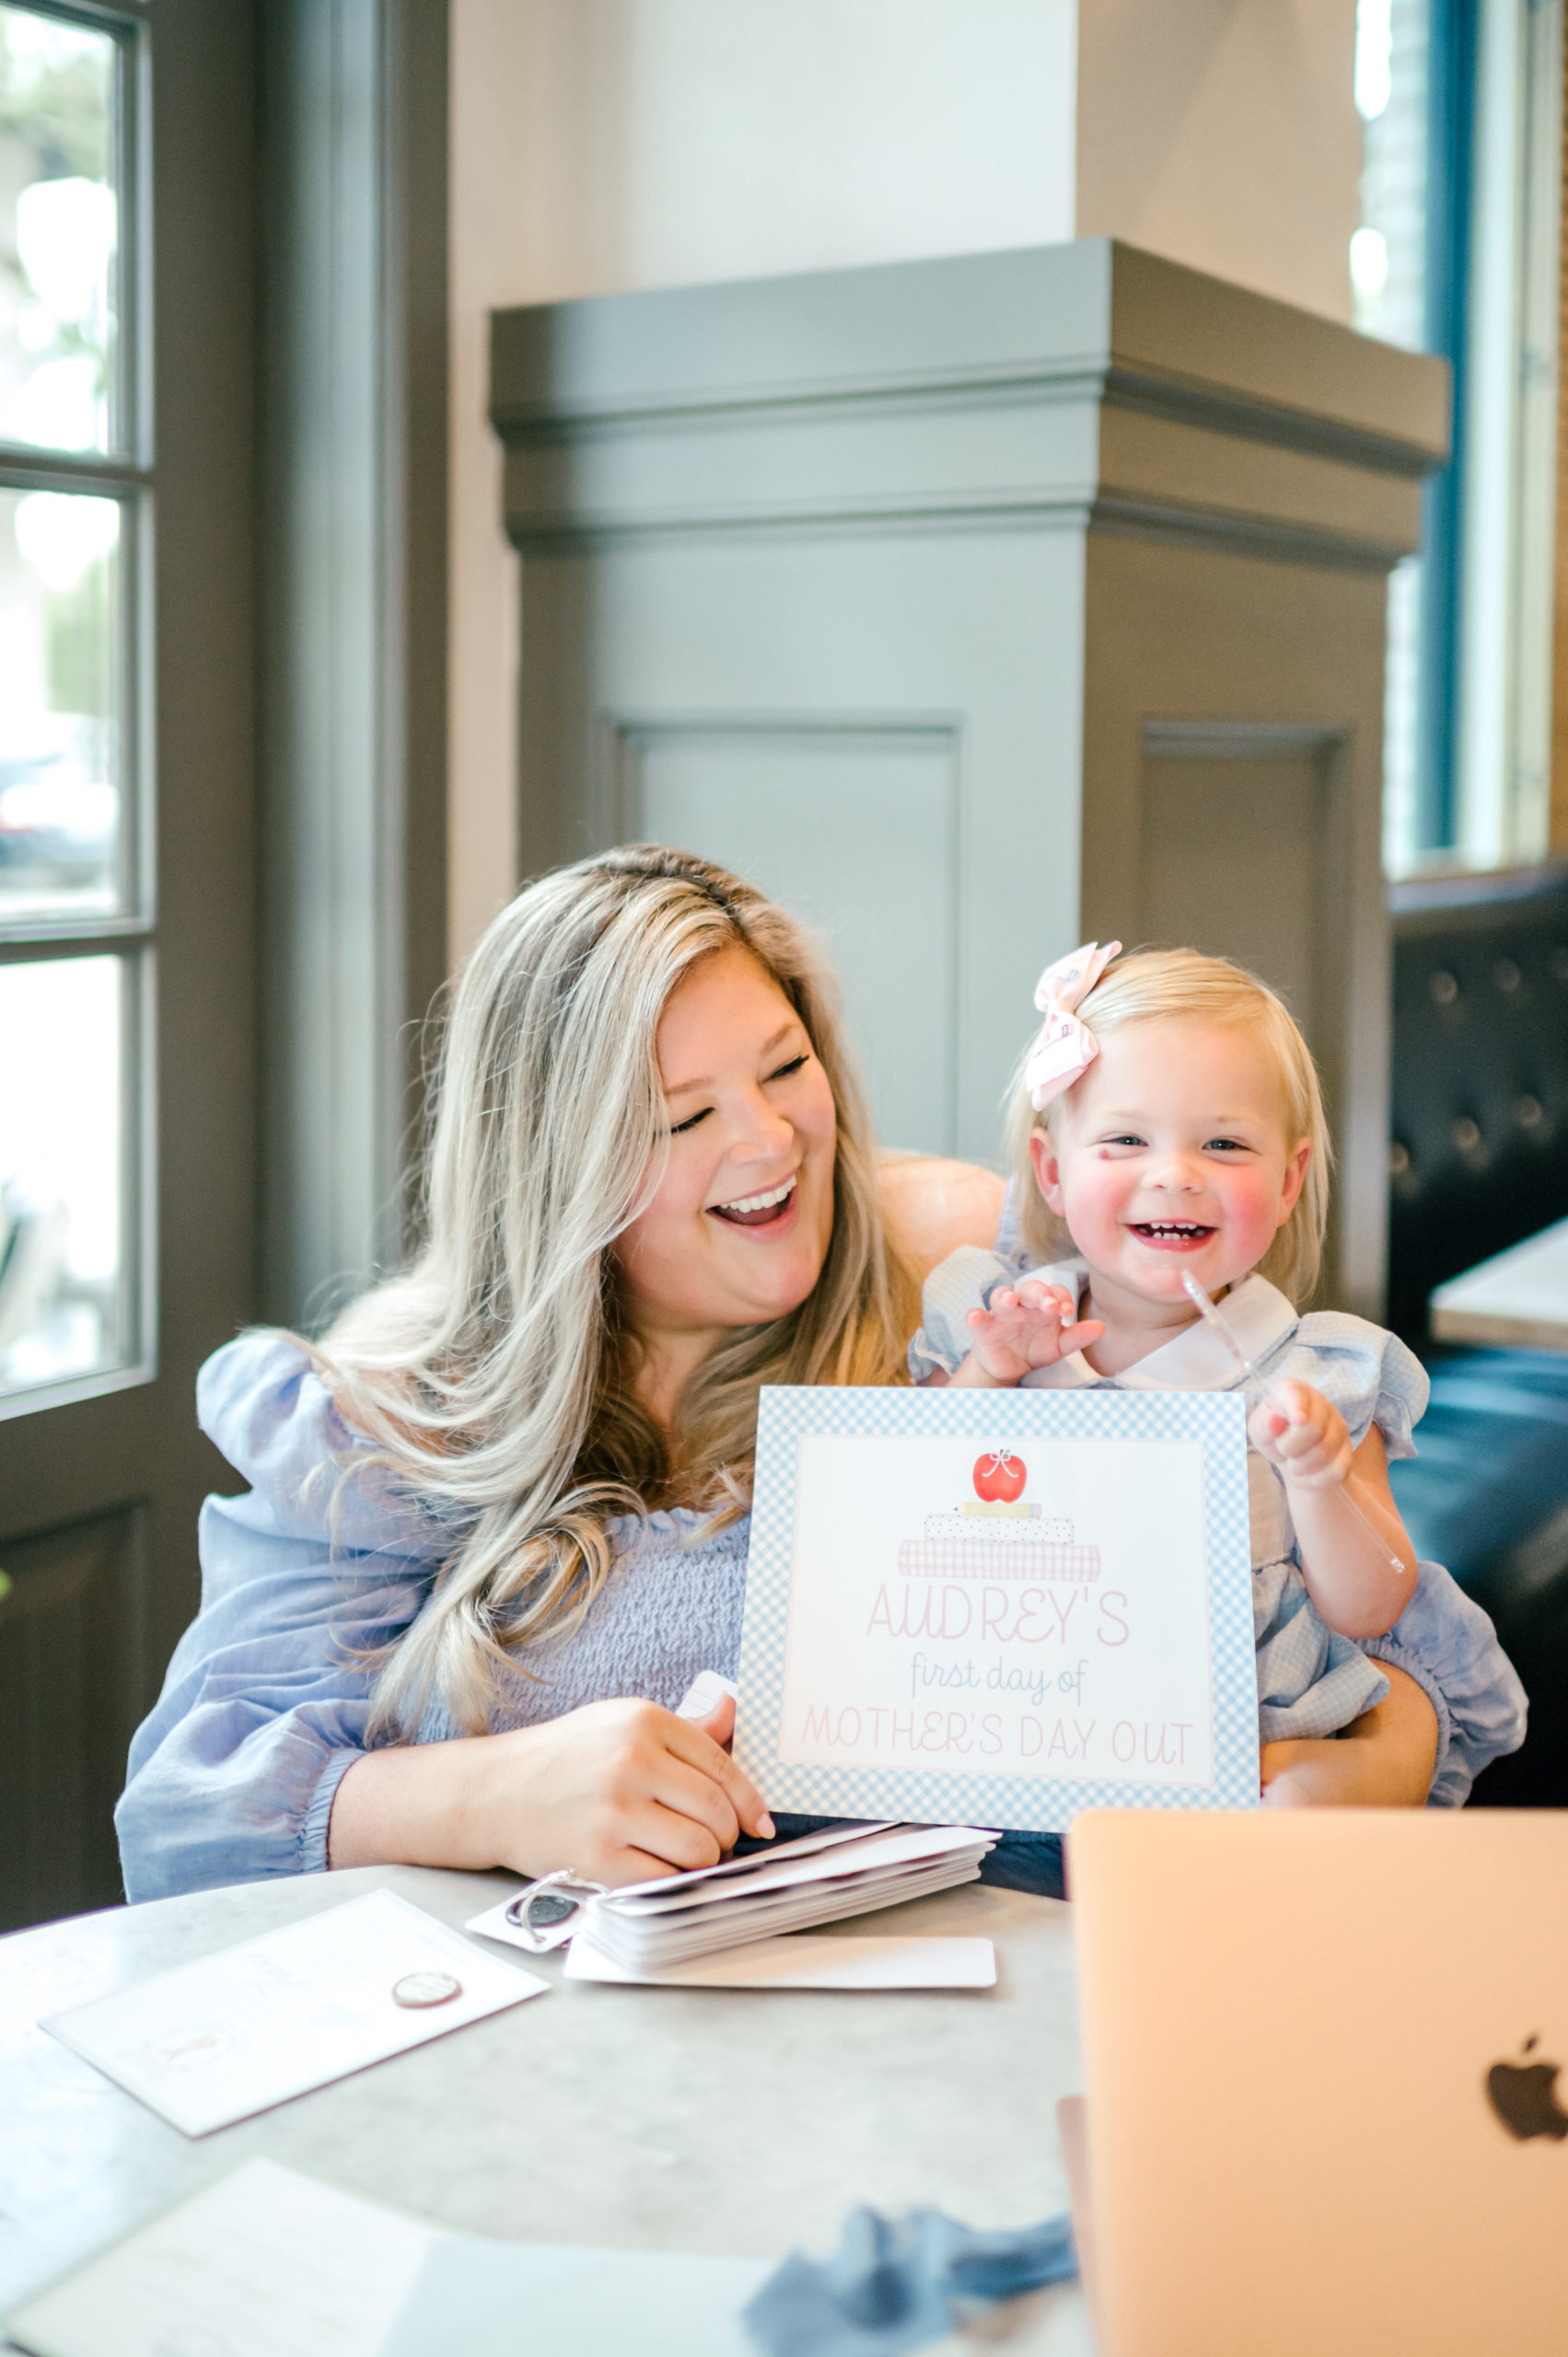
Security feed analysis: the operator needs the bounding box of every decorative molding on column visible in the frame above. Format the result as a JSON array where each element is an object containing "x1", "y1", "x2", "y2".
[
  {"x1": 492, "y1": 240, "x2": 1446, "y2": 572},
  {"x1": 1142, "y1": 720, "x2": 1349, "y2": 762}
]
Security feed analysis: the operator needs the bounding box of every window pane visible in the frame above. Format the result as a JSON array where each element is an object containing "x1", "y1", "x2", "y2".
[
  {"x1": 1354, "y1": 0, "x2": 1431, "y2": 878},
  {"x1": 0, "y1": 954, "x2": 128, "y2": 1399},
  {"x1": 0, "y1": 5, "x2": 118, "y2": 455},
  {"x1": 0, "y1": 485, "x2": 122, "y2": 919}
]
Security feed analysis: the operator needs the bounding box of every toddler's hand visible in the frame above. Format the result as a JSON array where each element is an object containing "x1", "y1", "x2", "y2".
[
  {"x1": 1248, "y1": 1379, "x2": 1353, "y2": 1491},
  {"x1": 962, "y1": 1282, "x2": 1105, "y2": 1386}
]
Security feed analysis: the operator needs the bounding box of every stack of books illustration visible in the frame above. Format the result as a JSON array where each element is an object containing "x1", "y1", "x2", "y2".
[{"x1": 897, "y1": 1452, "x2": 1101, "y2": 1582}]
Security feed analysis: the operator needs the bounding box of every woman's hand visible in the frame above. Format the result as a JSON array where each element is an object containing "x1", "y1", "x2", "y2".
[
  {"x1": 478, "y1": 1694, "x2": 774, "y2": 1884},
  {"x1": 944, "y1": 1282, "x2": 1105, "y2": 1388},
  {"x1": 1260, "y1": 1662, "x2": 1438, "y2": 1808},
  {"x1": 328, "y1": 1692, "x2": 774, "y2": 1887}
]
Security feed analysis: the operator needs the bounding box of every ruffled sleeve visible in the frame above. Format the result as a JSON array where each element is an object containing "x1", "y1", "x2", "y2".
[
  {"x1": 992, "y1": 1178, "x2": 1032, "y2": 1271},
  {"x1": 908, "y1": 1247, "x2": 1019, "y2": 1382},
  {"x1": 1276, "y1": 1314, "x2": 1430, "y2": 1462},
  {"x1": 114, "y1": 1332, "x2": 449, "y2": 1900},
  {"x1": 1365, "y1": 1329, "x2": 1429, "y2": 1461},
  {"x1": 1360, "y1": 1559, "x2": 1528, "y2": 1806}
]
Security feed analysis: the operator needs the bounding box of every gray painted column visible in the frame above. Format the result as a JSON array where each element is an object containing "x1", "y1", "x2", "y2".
[{"x1": 491, "y1": 241, "x2": 1446, "y2": 1313}]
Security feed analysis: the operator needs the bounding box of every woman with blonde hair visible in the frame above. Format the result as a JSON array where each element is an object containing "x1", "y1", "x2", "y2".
[
  {"x1": 120, "y1": 868, "x2": 1465, "y2": 1898},
  {"x1": 120, "y1": 847, "x2": 927, "y2": 1895}
]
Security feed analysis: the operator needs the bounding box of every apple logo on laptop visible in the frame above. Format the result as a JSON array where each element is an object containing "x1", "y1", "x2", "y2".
[{"x1": 1485, "y1": 2037, "x2": 1568, "y2": 2142}]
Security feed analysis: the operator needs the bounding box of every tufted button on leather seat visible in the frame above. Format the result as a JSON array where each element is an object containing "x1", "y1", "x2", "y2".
[
  {"x1": 1388, "y1": 863, "x2": 1568, "y2": 1804},
  {"x1": 1389, "y1": 866, "x2": 1568, "y2": 1341}
]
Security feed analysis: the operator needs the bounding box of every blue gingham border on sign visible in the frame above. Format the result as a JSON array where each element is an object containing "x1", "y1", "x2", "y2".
[{"x1": 733, "y1": 1384, "x2": 1259, "y2": 1829}]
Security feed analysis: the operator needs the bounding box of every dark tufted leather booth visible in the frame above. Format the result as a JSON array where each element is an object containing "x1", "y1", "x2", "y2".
[{"x1": 1384, "y1": 863, "x2": 1568, "y2": 1805}]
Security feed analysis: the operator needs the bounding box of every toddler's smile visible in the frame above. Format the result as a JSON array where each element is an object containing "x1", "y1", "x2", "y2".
[{"x1": 1126, "y1": 1219, "x2": 1215, "y2": 1248}]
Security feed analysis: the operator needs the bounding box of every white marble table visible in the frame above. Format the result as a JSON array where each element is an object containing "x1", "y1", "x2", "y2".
[
  {"x1": 1430, "y1": 1213, "x2": 1568, "y2": 1350},
  {"x1": 0, "y1": 1864, "x2": 1090, "y2": 2352}
]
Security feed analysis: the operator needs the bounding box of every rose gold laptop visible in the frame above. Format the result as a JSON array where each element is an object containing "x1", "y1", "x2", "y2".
[{"x1": 1060, "y1": 1810, "x2": 1568, "y2": 2356}]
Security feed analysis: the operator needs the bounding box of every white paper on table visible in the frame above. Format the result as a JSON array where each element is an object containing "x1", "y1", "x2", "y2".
[
  {"x1": 5, "y1": 2156, "x2": 776, "y2": 2357},
  {"x1": 4, "y1": 2154, "x2": 451, "y2": 2357},
  {"x1": 563, "y1": 1930, "x2": 997, "y2": 1989},
  {"x1": 43, "y1": 1889, "x2": 549, "y2": 2138},
  {"x1": 385, "y1": 2238, "x2": 772, "y2": 2357}
]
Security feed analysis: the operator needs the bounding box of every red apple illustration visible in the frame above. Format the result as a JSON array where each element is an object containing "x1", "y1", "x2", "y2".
[
  {"x1": 973, "y1": 1449, "x2": 1026, "y2": 1504},
  {"x1": 1485, "y1": 2036, "x2": 1568, "y2": 2142}
]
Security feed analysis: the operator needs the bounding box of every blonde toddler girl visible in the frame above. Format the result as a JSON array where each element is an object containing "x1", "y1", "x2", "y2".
[{"x1": 911, "y1": 943, "x2": 1526, "y2": 1805}]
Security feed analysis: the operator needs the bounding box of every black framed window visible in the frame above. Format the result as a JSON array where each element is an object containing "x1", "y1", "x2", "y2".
[{"x1": 0, "y1": 0, "x2": 150, "y2": 1412}]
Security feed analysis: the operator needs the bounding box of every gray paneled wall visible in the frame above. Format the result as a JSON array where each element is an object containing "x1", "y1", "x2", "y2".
[
  {"x1": 620, "y1": 717, "x2": 959, "y2": 1152},
  {"x1": 1140, "y1": 737, "x2": 1340, "y2": 1043},
  {"x1": 493, "y1": 240, "x2": 1446, "y2": 1309}
]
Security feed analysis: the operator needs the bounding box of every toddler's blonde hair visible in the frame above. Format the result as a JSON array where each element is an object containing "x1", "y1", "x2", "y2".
[{"x1": 1003, "y1": 947, "x2": 1331, "y2": 1305}]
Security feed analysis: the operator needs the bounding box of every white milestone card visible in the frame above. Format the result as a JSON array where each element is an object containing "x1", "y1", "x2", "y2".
[
  {"x1": 43, "y1": 1891, "x2": 549, "y2": 2138},
  {"x1": 733, "y1": 1386, "x2": 1260, "y2": 1831}
]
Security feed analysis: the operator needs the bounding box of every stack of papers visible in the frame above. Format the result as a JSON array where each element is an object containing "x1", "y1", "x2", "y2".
[{"x1": 572, "y1": 1821, "x2": 997, "y2": 1974}]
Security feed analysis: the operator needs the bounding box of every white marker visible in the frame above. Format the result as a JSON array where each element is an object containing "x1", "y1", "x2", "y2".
[{"x1": 675, "y1": 1670, "x2": 738, "y2": 1721}]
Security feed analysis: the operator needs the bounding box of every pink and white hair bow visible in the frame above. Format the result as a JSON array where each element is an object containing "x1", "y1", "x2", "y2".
[{"x1": 1024, "y1": 939, "x2": 1122, "y2": 1110}]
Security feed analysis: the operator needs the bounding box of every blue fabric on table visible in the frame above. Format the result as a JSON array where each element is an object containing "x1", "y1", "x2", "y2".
[
  {"x1": 742, "y1": 2207, "x2": 1076, "y2": 2357},
  {"x1": 980, "y1": 1831, "x2": 1066, "y2": 1898},
  {"x1": 764, "y1": 1818, "x2": 1066, "y2": 1900}
]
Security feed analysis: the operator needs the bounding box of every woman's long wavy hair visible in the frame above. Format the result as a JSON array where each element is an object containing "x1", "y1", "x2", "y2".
[
  {"x1": 1003, "y1": 946, "x2": 1332, "y2": 1305},
  {"x1": 316, "y1": 846, "x2": 918, "y2": 1742}
]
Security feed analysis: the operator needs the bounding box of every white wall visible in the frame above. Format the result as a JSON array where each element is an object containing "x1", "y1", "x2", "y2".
[
  {"x1": 450, "y1": 0, "x2": 1077, "y2": 959},
  {"x1": 449, "y1": 0, "x2": 1360, "y2": 960},
  {"x1": 1076, "y1": 0, "x2": 1359, "y2": 325}
]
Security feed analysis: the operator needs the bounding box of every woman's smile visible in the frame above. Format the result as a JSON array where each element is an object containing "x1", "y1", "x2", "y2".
[{"x1": 707, "y1": 1169, "x2": 799, "y2": 1230}]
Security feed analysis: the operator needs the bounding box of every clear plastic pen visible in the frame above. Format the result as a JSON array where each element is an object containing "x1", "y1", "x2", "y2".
[{"x1": 1180, "y1": 1271, "x2": 1406, "y2": 1574}]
